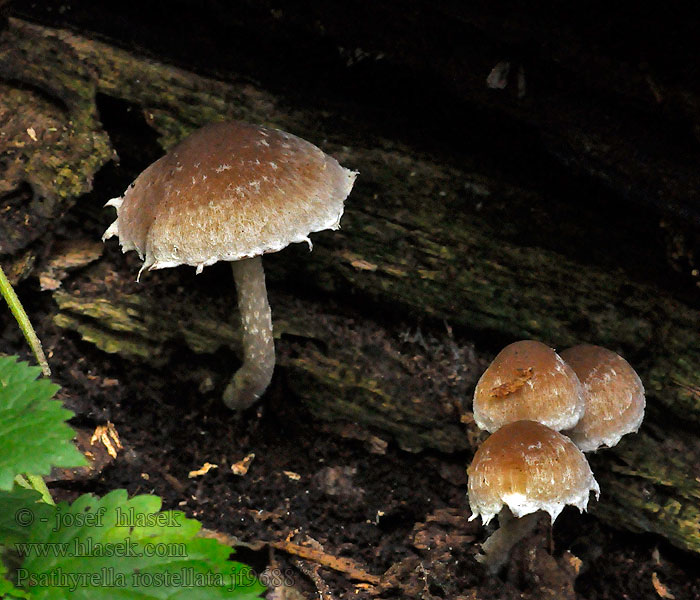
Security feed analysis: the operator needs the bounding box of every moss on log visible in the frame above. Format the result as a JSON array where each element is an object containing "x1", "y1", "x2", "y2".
[
  {"x1": 2, "y1": 17, "x2": 700, "y2": 555},
  {"x1": 0, "y1": 20, "x2": 112, "y2": 254}
]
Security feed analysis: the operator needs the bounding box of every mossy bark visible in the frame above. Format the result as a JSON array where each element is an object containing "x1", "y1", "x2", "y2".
[
  {"x1": 0, "y1": 20, "x2": 112, "y2": 255},
  {"x1": 2, "y1": 17, "x2": 700, "y2": 555}
]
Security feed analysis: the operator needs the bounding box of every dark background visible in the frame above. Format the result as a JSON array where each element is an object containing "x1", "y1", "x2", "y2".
[{"x1": 10, "y1": 0, "x2": 700, "y2": 307}]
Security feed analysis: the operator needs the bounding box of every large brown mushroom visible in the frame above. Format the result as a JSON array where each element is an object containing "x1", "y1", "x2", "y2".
[{"x1": 104, "y1": 120, "x2": 357, "y2": 410}]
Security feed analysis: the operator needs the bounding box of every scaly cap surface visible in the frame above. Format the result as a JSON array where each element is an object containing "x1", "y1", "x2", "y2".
[
  {"x1": 468, "y1": 420, "x2": 600, "y2": 525},
  {"x1": 472, "y1": 340, "x2": 586, "y2": 432},
  {"x1": 561, "y1": 344, "x2": 645, "y2": 452},
  {"x1": 103, "y1": 120, "x2": 357, "y2": 277}
]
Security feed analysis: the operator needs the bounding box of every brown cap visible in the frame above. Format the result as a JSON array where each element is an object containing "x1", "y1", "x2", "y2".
[
  {"x1": 468, "y1": 420, "x2": 599, "y2": 525},
  {"x1": 472, "y1": 340, "x2": 586, "y2": 432},
  {"x1": 560, "y1": 344, "x2": 645, "y2": 452},
  {"x1": 103, "y1": 120, "x2": 357, "y2": 277}
]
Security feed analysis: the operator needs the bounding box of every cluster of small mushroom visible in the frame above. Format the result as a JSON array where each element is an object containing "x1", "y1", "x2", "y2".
[{"x1": 467, "y1": 340, "x2": 646, "y2": 572}]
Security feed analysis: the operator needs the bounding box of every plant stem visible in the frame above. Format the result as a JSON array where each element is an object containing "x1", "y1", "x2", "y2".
[{"x1": 0, "y1": 265, "x2": 51, "y2": 376}]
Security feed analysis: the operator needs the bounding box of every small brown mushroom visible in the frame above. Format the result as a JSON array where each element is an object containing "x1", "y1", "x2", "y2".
[
  {"x1": 103, "y1": 120, "x2": 357, "y2": 410},
  {"x1": 472, "y1": 340, "x2": 586, "y2": 432},
  {"x1": 560, "y1": 344, "x2": 645, "y2": 452},
  {"x1": 467, "y1": 420, "x2": 599, "y2": 572}
]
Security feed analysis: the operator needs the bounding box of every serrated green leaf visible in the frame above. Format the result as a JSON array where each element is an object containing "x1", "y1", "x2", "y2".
[
  {"x1": 0, "y1": 487, "x2": 47, "y2": 545},
  {"x1": 5, "y1": 489, "x2": 265, "y2": 599},
  {"x1": 0, "y1": 356, "x2": 86, "y2": 489}
]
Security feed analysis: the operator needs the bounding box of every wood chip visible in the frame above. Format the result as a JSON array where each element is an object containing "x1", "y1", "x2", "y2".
[
  {"x1": 284, "y1": 470, "x2": 301, "y2": 480},
  {"x1": 652, "y1": 572, "x2": 675, "y2": 599},
  {"x1": 47, "y1": 427, "x2": 117, "y2": 482},
  {"x1": 231, "y1": 452, "x2": 255, "y2": 476},
  {"x1": 38, "y1": 239, "x2": 104, "y2": 290},
  {"x1": 271, "y1": 539, "x2": 381, "y2": 585},
  {"x1": 339, "y1": 250, "x2": 378, "y2": 272},
  {"x1": 490, "y1": 367, "x2": 534, "y2": 398},
  {"x1": 188, "y1": 462, "x2": 218, "y2": 478},
  {"x1": 198, "y1": 529, "x2": 380, "y2": 585},
  {"x1": 366, "y1": 435, "x2": 388, "y2": 455},
  {"x1": 90, "y1": 421, "x2": 122, "y2": 459},
  {"x1": 350, "y1": 258, "x2": 378, "y2": 271},
  {"x1": 560, "y1": 551, "x2": 583, "y2": 577}
]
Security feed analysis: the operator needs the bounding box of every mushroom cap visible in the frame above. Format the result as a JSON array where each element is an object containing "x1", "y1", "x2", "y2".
[
  {"x1": 467, "y1": 420, "x2": 600, "y2": 525},
  {"x1": 472, "y1": 340, "x2": 586, "y2": 433},
  {"x1": 561, "y1": 344, "x2": 645, "y2": 452},
  {"x1": 103, "y1": 120, "x2": 357, "y2": 275}
]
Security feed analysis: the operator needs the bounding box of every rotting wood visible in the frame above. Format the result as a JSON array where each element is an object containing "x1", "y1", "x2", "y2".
[
  {"x1": 271, "y1": 540, "x2": 381, "y2": 585},
  {"x1": 0, "y1": 20, "x2": 112, "y2": 255},
  {"x1": 1, "y1": 17, "x2": 700, "y2": 556},
  {"x1": 49, "y1": 271, "x2": 700, "y2": 556},
  {"x1": 199, "y1": 529, "x2": 381, "y2": 585}
]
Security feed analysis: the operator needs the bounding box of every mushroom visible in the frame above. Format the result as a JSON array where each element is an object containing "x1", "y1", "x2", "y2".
[
  {"x1": 472, "y1": 340, "x2": 586, "y2": 433},
  {"x1": 467, "y1": 420, "x2": 599, "y2": 573},
  {"x1": 103, "y1": 120, "x2": 357, "y2": 410},
  {"x1": 560, "y1": 344, "x2": 645, "y2": 452}
]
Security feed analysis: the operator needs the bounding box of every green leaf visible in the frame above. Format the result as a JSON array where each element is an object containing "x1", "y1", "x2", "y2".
[
  {"x1": 0, "y1": 572, "x2": 30, "y2": 599},
  {"x1": 0, "y1": 487, "x2": 47, "y2": 545},
  {"x1": 0, "y1": 556, "x2": 31, "y2": 599},
  {"x1": 0, "y1": 356, "x2": 86, "y2": 489},
  {"x1": 3, "y1": 488, "x2": 265, "y2": 599}
]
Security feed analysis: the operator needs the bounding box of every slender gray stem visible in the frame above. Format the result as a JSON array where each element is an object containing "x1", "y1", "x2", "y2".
[
  {"x1": 223, "y1": 256, "x2": 275, "y2": 410},
  {"x1": 476, "y1": 508, "x2": 541, "y2": 573}
]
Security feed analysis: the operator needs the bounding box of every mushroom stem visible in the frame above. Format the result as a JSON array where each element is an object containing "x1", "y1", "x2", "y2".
[
  {"x1": 476, "y1": 508, "x2": 541, "y2": 573},
  {"x1": 223, "y1": 256, "x2": 275, "y2": 410}
]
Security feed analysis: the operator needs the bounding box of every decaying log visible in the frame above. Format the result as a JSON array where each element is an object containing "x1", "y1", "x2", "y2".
[
  {"x1": 1, "y1": 18, "x2": 700, "y2": 555},
  {"x1": 0, "y1": 20, "x2": 111, "y2": 256}
]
